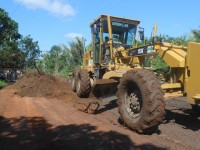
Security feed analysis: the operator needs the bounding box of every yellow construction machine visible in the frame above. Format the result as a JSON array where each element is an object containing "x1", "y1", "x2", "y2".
[{"x1": 71, "y1": 15, "x2": 200, "y2": 134}]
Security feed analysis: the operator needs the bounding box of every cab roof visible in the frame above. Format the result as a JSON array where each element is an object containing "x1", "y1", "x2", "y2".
[{"x1": 90, "y1": 14, "x2": 140, "y2": 27}]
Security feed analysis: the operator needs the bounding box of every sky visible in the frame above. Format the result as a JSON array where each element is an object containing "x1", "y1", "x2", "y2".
[{"x1": 0, "y1": 0, "x2": 200, "y2": 52}]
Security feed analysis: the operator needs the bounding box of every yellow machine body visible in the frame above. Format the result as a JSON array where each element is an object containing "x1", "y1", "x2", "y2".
[
  {"x1": 185, "y1": 42, "x2": 200, "y2": 104},
  {"x1": 82, "y1": 14, "x2": 200, "y2": 105}
]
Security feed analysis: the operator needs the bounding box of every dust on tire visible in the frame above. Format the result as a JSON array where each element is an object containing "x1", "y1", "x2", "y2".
[{"x1": 117, "y1": 69, "x2": 166, "y2": 134}]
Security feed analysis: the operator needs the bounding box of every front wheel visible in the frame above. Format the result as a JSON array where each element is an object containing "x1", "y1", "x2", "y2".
[
  {"x1": 117, "y1": 69, "x2": 165, "y2": 134},
  {"x1": 191, "y1": 104, "x2": 200, "y2": 113}
]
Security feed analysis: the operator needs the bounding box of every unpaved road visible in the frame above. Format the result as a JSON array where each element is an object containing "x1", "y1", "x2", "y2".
[{"x1": 0, "y1": 78, "x2": 200, "y2": 150}]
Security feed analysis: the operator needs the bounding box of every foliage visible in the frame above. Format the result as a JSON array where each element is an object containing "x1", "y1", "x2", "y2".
[
  {"x1": 69, "y1": 37, "x2": 84, "y2": 67},
  {"x1": 0, "y1": 8, "x2": 40, "y2": 69},
  {"x1": 0, "y1": 41, "x2": 25, "y2": 68},
  {"x1": 190, "y1": 29, "x2": 200, "y2": 42},
  {"x1": 0, "y1": 35, "x2": 40, "y2": 69},
  {"x1": 45, "y1": 45, "x2": 65, "y2": 75},
  {"x1": 0, "y1": 80, "x2": 7, "y2": 88},
  {"x1": 0, "y1": 8, "x2": 20, "y2": 45},
  {"x1": 38, "y1": 44, "x2": 72, "y2": 76},
  {"x1": 37, "y1": 37, "x2": 85, "y2": 76},
  {"x1": 162, "y1": 35, "x2": 188, "y2": 46},
  {"x1": 151, "y1": 55, "x2": 168, "y2": 70},
  {"x1": 19, "y1": 35, "x2": 41, "y2": 69},
  {"x1": 1, "y1": 7, "x2": 200, "y2": 77},
  {"x1": 137, "y1": 37, "x2": 150, "y2": 47}
]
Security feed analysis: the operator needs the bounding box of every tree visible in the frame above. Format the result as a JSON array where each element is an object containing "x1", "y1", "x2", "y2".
[
  {"x1": 69, "y1": 37, "x2": 84, "y2": 67},
  {"x1": 0, "y1": 8, "x2": 24, "y2": 68},
  {"x1": 19, "y1": 35, "x2": 41, "y2": 69},
  {"x1": 49, "y1": 45, "x2": 62, "y2": 75},
  {"x1": 0, "y1": 8, "x2": 41, "y2": 70},
  {"x1": 0, "y1": 41, "x2": 25, "y2": 68},
  {"x1": 151, "y1": 56, "x2": 168, "y2": 70},
  {"x1": 162, "y1": 35, "x2": 188, "y2": 46},
  {"x1": 59, "y1": 44, "x2": 74, "y2": 75},
  {"x1": 191, "y1": 29, "x2": 200, "y2": 42},
  {"x1": 0, "y1": 8, "x2": 20, "y2": 45},
  {"x1": 39, "y1": 44, "x2": 73, "y2": 75},
  {"x1": 37, "y1": 39, "x2": 85, "y2": 76},
  {"x1": 41, "y1": 52, "x2": 55, "y2": 74}
]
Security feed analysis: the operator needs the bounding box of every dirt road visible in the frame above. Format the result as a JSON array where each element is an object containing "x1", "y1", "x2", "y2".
[{"x1": 0, "y1": 73, "x2": 199, "y2": 150}]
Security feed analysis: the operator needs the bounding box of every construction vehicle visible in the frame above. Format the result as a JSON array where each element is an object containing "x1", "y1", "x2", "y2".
[{"x1": 71, "y1": 14, "x2": 200, "y2": 134}]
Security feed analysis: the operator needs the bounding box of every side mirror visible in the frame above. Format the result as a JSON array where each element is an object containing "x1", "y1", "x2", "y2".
[{"x1": 138, "y1": 27, "x2": 144, "y2": 41}]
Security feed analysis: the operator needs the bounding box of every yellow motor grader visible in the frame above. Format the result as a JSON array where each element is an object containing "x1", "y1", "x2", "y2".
[{"x1": 71, "y1": 14, "x2": 200, "y2": 134}]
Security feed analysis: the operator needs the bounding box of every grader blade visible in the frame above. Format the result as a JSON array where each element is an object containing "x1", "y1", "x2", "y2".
[
  {"x1": 81, "y1": 79, "x2": 119, "y2": 113},
  {"x1": 97, "y1": 95, "x2": 117, "y2": 102},
  {"x1": 92, "y1": 79, "x2": 118, "y2": 101}
]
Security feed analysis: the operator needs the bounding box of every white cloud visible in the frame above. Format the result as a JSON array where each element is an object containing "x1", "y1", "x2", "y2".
[
  {"x1": 64, "y1": 33, "x2": 83, "y2": 39},
  {"x1": 15, "y1": 0, "x2": 75, "y2": 17}
]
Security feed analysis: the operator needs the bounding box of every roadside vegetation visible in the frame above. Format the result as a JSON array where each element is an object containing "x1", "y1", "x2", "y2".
[
  {"x1": 0, "y1": 8, "x2": 200, "y2": 77},
  {"x1": 0, "y1": 80, "x2": 7, "y2": 88}
]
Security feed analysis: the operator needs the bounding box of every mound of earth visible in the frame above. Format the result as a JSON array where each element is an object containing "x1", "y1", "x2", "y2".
[{"x1": 8, "y1": 71, "x2": 71, "y2": 99}]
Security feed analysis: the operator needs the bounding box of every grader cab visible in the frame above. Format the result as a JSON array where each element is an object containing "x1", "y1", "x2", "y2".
[{"x1": 71, "y1": 15, "x2": 200, "y2": 134}]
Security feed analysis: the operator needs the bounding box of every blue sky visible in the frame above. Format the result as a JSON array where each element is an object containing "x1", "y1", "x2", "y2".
[{"x1": 1, "y1": 0, "x2": 200, "y2": 52}]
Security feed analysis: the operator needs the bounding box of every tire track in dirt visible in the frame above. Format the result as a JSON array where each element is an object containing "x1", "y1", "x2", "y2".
[{"x1": 0, "y1": 72, "x2": 199, "y2": 150}]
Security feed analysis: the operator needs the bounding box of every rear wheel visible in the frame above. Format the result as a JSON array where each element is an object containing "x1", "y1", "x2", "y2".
[
  {"x1": 76, "y1": 69, "x2": 91, "y2": 98},
  {"x1": 71, "y1": 69, "x2": 80, "y2": 92},
  {"x1": 117, "y1": 69, "x2": 165, "y2": 134},
  {"x1": 71, "y1": 71, "x2": 77, "y2": 92}
]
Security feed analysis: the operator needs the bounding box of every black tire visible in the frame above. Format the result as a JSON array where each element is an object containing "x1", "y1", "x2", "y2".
[
  {"x1": 71, "y1": 69, "x2": 80, "y2": 92},
  {"x1": 191, "y1": 104, "x2": 200, "y2": 113},
  {"x1": 76, "y1": 69, "x2": 91, "y2": 98},
  {"x1": 117, "y1": 69, "x2": 165, "y2": 134},
  {"x1": 71, "y1": 71, "x2": 76, "y2": 92}
]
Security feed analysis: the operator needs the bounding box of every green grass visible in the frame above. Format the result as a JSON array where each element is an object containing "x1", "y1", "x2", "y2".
[{"x1": 0, "y1": 80, "x2": 7, "y2": 88}]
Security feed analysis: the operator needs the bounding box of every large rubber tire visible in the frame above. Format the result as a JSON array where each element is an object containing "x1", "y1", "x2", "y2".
[
  {"x1": 117, "y1": 69, "x2": 165, "y2": 134},
  {"x1": 71, "y1": 71, "x2": 76, "y2": 92},
  {"x1": 71, "y1": 69, "x2": 80, "y2": 92},
  {"x1": 76, "y1": 69, "x2": 91, "y2": 98},
  {"x1": 191, "y1": 104, "x2": 200, "y2": 113}
]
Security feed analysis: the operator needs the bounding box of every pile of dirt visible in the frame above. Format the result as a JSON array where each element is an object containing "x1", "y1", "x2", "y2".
[{"x1": 8, "y1": 71, "x2": 71, "y2": 99}]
